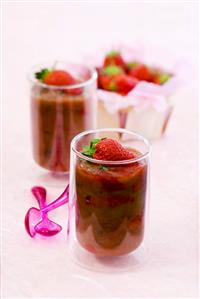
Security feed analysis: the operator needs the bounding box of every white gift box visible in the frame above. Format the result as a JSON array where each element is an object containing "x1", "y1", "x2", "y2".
[
  {"x1": 96, "y1": 78, "x2": 180, "y2": 140},
  {"x1": 83, "y1": 44, "x2": 184, "y2": 140},
  {"x1": 125, "y1": 105, "x2": 173, "y2": 140},
  {"x1": 97, "y1": 101, "x2": 173, "y2": 140}
]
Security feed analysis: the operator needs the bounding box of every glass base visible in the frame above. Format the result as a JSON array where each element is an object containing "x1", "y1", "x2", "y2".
[{"x1": 68, "y1": 239, "x2": 150, "y2": 272}]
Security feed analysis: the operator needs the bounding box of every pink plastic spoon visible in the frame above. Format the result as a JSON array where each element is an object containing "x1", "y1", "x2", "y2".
[
  {"x1": 24, "y1": 185, "x2": 69, "y2": 238},
  {"x1": 32, "y1": 186, "x2": 62, "y2": 237},
  {"x1": 24, "y1": 207, "x2": 42, "y2": 237}
]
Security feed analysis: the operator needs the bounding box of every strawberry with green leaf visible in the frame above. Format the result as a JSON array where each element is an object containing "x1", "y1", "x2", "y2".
[
  {"x1": 82, "y1": 138, "x2": 135, "y2": 161},
  {"x1": 98, "y1": 65, "x2": 138, "y2": 94},
  {"x1": 126, "y1": 61, "x2": 139, "y2": 71},
  {"x1": 101, "y1": 65, "x2": 124, "y2": 76},
  {"x1": 128, "y1": 64, "x2": 152, "y2": 81},
  {"x1": 109, "y1": 74, "x2": 139, "y2": 94},
  {"x1": 158, "y1": 73, "x2": 171, "y2": 84},
  {"x1": 104, "y1": 51, "x2": 125, "y2": 68},
  {"x1": 82, "y1": 138, "x2": 101, "y2": 157},
  {"x1": 35, "y1": 68, "x2": 51, "y2": 81},
  {"x1": 98, "y1": 65, "x2": 124, "y2": 91},
  {"x1": 35, "y1": 68, "x2": 76, "y2": 86},
  {"x1": 44, "y1": 70, "x2": 76, "y2": 86},
  {"x1": 35, "y1": 68, "x2": 83, "y2": 95}
]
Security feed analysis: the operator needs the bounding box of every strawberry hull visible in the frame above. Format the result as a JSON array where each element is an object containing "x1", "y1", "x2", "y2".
[{"x1": 75, "y1": 157, "x2": 147, "y2": 256}]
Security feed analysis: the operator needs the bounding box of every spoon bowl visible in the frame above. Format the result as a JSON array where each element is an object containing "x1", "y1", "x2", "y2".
[
  {"x1": 24, "y1": 207, "x2": 42, "y2": 237},
  {"x1": 25, "y1": 185, "x2": 69, "y2": 238},
  {"x1": 35, "y1": 217, "x2": 62, "y2": 236}
]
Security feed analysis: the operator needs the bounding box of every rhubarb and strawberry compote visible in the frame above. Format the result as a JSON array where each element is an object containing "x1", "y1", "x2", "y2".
[
  {"x1": 30, "y1": 63, "x2": 97, "y2": 172},
  {"x1": 74, "y1": 137, "x2": 148, "y2": 257}
]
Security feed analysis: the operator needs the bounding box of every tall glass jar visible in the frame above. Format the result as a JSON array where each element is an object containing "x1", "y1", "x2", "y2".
[
  {"x1": 68, "y1": 128, "x2": 150, "y2": 271},
  {"x1": 29, "y1": 62, "x2": 97, "y2": 172}
]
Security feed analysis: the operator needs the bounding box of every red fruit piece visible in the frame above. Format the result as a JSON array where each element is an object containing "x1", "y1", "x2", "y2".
[
  {"x1": 126, "y1": 61, "x2": 139, "y2": 71},
  {"x1": 113, "y1": 74, "x2": 138, "y2": 94},
  {"x1": 150, "y1": 74, "x2": 161, "y2": 85},
  {"x1": 66, "y1": 87, "x2": 83, "y2": 96},
  {"x1": 44, "y1": 70, "x2": 76, "y2": 86},
  {"x1": 129, "y1": 64, "x2": 151, "y2": 81},
  {"x1": 98, "y1": 66, "x2": 124, "y2": 91},
  {"x1": 65, "y1": 80, "x2": 83, "y2": 96},
  {"x1": 100, "y1": 75, "x2": 114, "y2": 91},
  {"x1": 93, "y1": 138, "x2": 136, "y2": 161},
  {"x1": 104, "y1": 51, "x2": 125, "y2": 68},
  {"x1": 105, "y1": 74, "x2": 138, "y2": 94},
  {"x1": 96, "y1": 67, "x2": 103, "y2": 88}
]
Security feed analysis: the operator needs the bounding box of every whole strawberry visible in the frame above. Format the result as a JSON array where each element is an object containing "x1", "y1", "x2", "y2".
[
  {"x1": 94, "y1": 138, "x2": 135, "y2": 160},
  {"x1": 98, "y1": 66, "x2": 124, "y2": 91},
  {"x1": 98, "y1": 66, "x2": 138, "y2": 94},
  {"x1": 128, "y1": 64, "x2": 151, "y2": 81},
  {"x1": 149, "y1": 73, "x2": 161, "y2": 84},
  {"x1": 104, "y1": 51, "x2": 125, "y2": 68},
  {"x1": 82, "y1": 138, "x2": 135, "y2": 161},
  {"x1": 151, "y1": 72, "x2": 171, "y2": 85},
  {"x1": 111, "y1": 74, "x2": 139, "y2": 94},
  {"x1": 35, "y1": 68, "x2": 83, "y2": 94},
  {"x1": 43, "y1": 70, "x2": 76, "y2": 86}
]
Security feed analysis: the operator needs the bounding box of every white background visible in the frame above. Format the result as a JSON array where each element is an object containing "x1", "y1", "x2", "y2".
[{"x1": 2, "y1": 1, "x2": 199, "y2": 298}]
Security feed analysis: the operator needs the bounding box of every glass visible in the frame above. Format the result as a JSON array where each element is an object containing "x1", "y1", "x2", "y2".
[
  {"x1": 28, "y1": 61, "x2": 97, "y2": 172},
  {"x1": 68, "y1": 128, "x2": 151, "y2": 271}
]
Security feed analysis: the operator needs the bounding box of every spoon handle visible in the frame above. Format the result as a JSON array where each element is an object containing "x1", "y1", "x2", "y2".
[
  {"x1": 41, "y1": 185, "x2": 69, "y2": 213},
  {"x1": 31, "y1": 186, "x2": 47, "y2": 209}
]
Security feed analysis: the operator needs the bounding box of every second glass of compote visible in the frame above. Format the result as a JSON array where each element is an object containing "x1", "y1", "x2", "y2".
[
  {"x1": 68, "y1": 128, "x2": 151, "y2": 271},
  {"x1": 29, "y1": 61, "x2": 97, "y2": 173}
]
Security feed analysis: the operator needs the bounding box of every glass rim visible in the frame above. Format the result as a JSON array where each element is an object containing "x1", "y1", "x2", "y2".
[
  {"x1": 71, "y1": 128, "x2": 151, "y2": 165},
  {"x1": 27, "y1": 61, "x2": 97, "y2": 90}
]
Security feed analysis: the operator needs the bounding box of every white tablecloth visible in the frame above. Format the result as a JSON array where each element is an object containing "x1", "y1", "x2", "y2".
[{"x1": 2, "y1": 2, "x2": 198, "y2": 298}]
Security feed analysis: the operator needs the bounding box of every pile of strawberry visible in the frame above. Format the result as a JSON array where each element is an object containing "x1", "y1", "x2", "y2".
[
  {"x1": 97, "y1": 51, "x2": 171, "y2": 95},
  {"x1": 82, "y1": 138, "x2": 135, "y2": 161},
  {"x1": 35, "y1": 68, "x2": 82, "y2": 95}
]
